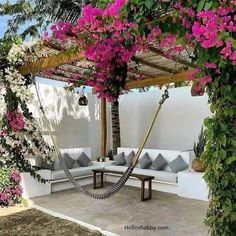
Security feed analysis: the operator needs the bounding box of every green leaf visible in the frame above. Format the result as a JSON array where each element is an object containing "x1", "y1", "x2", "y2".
[
  {"x1": 226, "y1": 156, "x2": 236, "y2": 165},
  {"x1": 231, "y1": 212, "x2": 236, "y2": 221},
  {"x1": 220, "y1": 135, "x2": 227, "y2": 146},
  {"x1": 219, "y1": 150, "x2": 227, "y2": 159},
  {"x1": 231, "y1": 140, "x2": 236, "y2": 148},
  {"x1": 197, "y1": 0, "x2": 206, "y2": 11},
  {"x1": 204, "y1": 1, "x2": 212, "y2": 10},
  {"x1": 232, "y1": 40, "x2": 236, "y2": 50},
  {"x1": 144, "y1": 0, "x2": 154, "y2": 9}
]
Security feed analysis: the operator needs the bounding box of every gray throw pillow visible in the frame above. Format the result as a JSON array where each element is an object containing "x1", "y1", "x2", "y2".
[
  {"x1": 62, "y1": 153, "x2": 75, "y2": 169},
  {"x1": 41, "y1": 159, "x2": 54, "y2": 170},
  {"x1": 139, "y1": 153, "x2": 152, "y2": 169},
  {"x1": 77, "y1": 152, "x2": 91, "y2": 167},
  {"x1": 125, "y1": 151, "x2": 135, "y2": 167},
  {"x1": 169, "y1": 155, "x2": 189, "y2": 173},
  {"x1": 114, "y1": 152, "x2": 126, "y2": 166},
  {"x1": 152, "y1": 153, "x2": 167, "y2": 170}
]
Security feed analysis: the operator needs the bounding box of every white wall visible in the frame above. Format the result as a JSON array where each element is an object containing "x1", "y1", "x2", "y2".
[
  {"x1": 119, "y1": 87, "x2": 212, "y2": 151},
  {"x1": 29, "y1": 84, "x2": 109, "y2": 159},
  {"x1": 28, "y1": 84, "x2": 211, "y2": 158}
]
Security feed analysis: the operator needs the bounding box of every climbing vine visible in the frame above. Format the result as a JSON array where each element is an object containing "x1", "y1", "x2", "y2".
[{"x1": 0, "y1": 37, "x2": 54, "y2": 182}]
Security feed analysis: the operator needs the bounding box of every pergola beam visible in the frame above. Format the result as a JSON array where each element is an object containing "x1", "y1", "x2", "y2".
[
  {"x1": 135, "y1": 57, "x2": 179, "y2": 74},
  {"x1": 131, "y1": 70, "x2": 155, "y2": 78},
  {"x1": 149, "y1": 47, "x2": 196, "y2": 69},
  {"x1": 126, "y1": 71, "x2": 191, "y2": 89},
  {"x1": 18, "y1": 51, "x2": 85, "y2": 76}
]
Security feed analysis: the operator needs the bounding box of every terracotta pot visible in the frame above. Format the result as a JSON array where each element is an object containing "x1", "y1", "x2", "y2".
[{"x1": 192, "y1": 159, "x2": 206, "y2": 172}]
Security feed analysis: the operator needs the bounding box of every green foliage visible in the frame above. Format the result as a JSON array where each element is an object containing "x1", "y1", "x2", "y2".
[
  {"x1": 203, "y1": 66, "x2": 236, "y2": 235},
  {"x1": 0, "y1": 36, "x2": 22, "y2": 68},
  {"x1": 0, "y1": 166, "x2": 11, "y2": 190},
  {"x1": 193, "y1": 127, "x2": 206, "y2": 159}
]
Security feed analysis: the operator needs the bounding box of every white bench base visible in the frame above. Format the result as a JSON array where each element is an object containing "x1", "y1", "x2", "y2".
[
  {"x1": 21, "y1": 170, "x2": 51, "y2": 198},
  {"x1": 51, "y1": 175, "x2": 93, "y2": 192},
  {"x1": 178, "y1": 171, "x2": 208, "y2": 201}
]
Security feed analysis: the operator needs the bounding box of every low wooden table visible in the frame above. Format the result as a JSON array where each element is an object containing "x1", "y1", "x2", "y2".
[{"x1": 92, "y1": 169, "x2": 155, "y2": 201}]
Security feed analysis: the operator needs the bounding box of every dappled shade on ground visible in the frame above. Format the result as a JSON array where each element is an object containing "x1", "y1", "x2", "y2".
[{"x1": 0, "y1": 208, "x2": 103, "y2": 236}]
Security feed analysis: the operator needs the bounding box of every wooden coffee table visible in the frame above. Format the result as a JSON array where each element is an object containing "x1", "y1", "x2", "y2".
[{"x1": 92, "y1": 169, "x2": 155, "y2": 201}]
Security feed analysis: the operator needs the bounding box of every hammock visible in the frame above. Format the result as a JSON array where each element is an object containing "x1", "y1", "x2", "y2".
[{"x1": 33, "y1": 57, "x2": 179, "y2": 200}]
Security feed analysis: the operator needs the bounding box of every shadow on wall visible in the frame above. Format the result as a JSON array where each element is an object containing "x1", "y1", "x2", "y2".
[{"x1": 31, "y1": 84, "x2": 101, "y2": 159}]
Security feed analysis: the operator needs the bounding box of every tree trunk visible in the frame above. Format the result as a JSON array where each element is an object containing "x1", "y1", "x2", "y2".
[
  {"x1": 111, "y1": 101, "x2": 120, "y2": 155},
  {"x1": 100, "y1": 98, "x2": 107, "y2": 157}
]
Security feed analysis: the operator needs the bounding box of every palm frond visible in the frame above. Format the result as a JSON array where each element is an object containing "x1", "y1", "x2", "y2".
[
  {"x1": 0, "y1": 0, "x2": 32, "y2": 16},
  {"x1": 2, "y1": 0, "x2": 105, "y2": 38},
  {"x1": 20, "y1": 25, "x2": 40, "y2": 38}
]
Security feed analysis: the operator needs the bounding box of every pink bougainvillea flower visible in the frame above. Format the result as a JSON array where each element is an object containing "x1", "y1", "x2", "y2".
[
  {"x1": 199, "y1": 75, "x2": 212, "y2": 84},
  {"x1": 174, "y1": 2, "x2": 181, "y2": 9},
  {"x1": 187, "y1": 69, "x2": 202, "y2": 81},
  {"x1": 205, "y1": 62, "x2": 217, "y2": 69},
  {"x1": 192, "y1": 22, "x2": 206, "y2": 37},
  {"x1": 187, "y1": 8, "x2": 195, "y2": 18},
  {"x1": 0, "y1": 192, "x2": 8, "y2": 202},
  {"x1": 7, "y1": 111, "x2": 25, "y2": 131},
  {"x1": 185, "y1": 33, "x2": 193, "y2": 41},
  {"x1": 227, "y1": 21, "x2": 236, "y2": 32},
  {"x1": 201, "y1": 39, "x2": 215, "y2": 48},
  {"x1": 10, "y1": 170, "x2": 21, "y2": 182},
  {"x1": 230, "y1": 51, "x2": 236, "y2": 61},
  {"x1": 220, "y1": 45, "x2": 232, "y2": 57}
]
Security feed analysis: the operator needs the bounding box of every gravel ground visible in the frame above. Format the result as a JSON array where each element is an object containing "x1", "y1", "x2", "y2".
[{"x1": 0, "y1": 206, "x2": 103, "y2": 236}]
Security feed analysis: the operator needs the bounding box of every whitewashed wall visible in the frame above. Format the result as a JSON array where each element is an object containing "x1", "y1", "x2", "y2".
[
  {"x1": 28, "y1": 84, "x2": 211, "y2": 158},
  {"x1": 29, "y1": 84, "x2": 109, "y2": 159},
  {"x1": 119, "y1": 87, "x2": 212, "y2": 151}
]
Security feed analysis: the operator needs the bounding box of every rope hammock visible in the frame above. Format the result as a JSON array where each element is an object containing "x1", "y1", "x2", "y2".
[{"x1": 33, "y1": 56, "x2": 180, "y2": 200}]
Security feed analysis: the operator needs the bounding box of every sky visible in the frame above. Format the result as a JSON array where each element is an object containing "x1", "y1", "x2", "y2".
[{"x1": 0, "y1": 0, "x2": 92, "y2": 92}]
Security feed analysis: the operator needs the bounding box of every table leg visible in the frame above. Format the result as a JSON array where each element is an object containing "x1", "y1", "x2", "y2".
[
  {"x1": 141, "y1": 180, "x2": 145, "y2": 201},
  {"x1": 141, "y1": 179, "x2": 152, "y2": 201},
  {"x1": 93, "y1": 172, "x2": 104, "y2": 189},
  {"x1": 148, "y1": 180, "x2": 152, "y2": 199},
  {"x1": 101, "y1": 172, "x2": 104, "y2": 188},
  {"x1": 93, "y1": 171, "x2": 97, "y2": 189}
]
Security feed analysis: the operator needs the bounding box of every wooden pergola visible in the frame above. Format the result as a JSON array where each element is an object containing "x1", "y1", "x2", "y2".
[{"x1": 18, "y1": 41, "x2": 195, "y2": 157}]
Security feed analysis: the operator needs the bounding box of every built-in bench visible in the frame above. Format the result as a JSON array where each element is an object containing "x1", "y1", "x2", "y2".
[
  {"x1": 21, "y1": 147, "x2": 194, "y2": 198},
  {"x1": 21, "y1": 147, "x2": 103, "y2": 198},
  {"x1": 103, "y1": 147, "x2": 192, "y2": 194}
]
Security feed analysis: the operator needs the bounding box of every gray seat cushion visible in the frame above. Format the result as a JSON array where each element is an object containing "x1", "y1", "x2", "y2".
[
  {"x1": 125, "y1": 151, "x2": 135, "y2": 166},
  {"x1": 41, "y1": 159, "x2": 54, "y2": 170},
  {"x1": 152, "y1": 154, "x2": 167, "y2": 170},
  {"x1": 104, "y1": 166, "x2": 177, "y2": 183},
  {"x1": 114, "y1": 152, "x2": 126, "y2": 166},
  {"x1": 77, "y1": 152, "x2": 91, "y2": 167},
  {"x1": 169, "y1": 155, "x2": 189, "y2": 173},
  {"x1": 139, "y1": 152, "x2": 152, "y2": 169},
  {"x1": 51, "y1": 166, "x2": 101, "y2": 180}
]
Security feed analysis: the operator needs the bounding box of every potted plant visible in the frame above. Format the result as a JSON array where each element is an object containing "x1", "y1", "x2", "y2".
[{"x1": 192, "y1": 127, "x2": 206, "y2": 172}]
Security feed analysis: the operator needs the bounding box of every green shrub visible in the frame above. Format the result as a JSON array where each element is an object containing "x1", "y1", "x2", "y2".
[{"x1": 0, "y1": 166, "x2": 23, "y2": 207}]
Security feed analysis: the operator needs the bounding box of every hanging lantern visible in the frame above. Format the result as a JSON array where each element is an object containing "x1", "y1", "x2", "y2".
[{"x1": 78, "y1": 88, "x2": 88, "y2": 106}]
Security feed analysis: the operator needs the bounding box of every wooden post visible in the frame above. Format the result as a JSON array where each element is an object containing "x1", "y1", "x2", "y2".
[{"x1": 100, "y1": 98, "x2": 107, "y2": 157}]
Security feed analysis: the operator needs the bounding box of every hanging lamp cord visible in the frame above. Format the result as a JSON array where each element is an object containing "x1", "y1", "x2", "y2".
[{"x1": 32, "y1": 52, "x2": 180, "y2": 200}]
